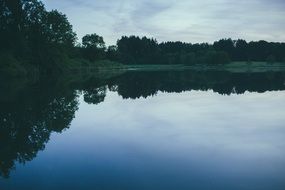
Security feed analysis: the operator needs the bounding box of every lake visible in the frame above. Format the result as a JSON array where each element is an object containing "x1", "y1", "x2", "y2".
[{"x1": 1, "y1": 70, "x2": 285, "y2": 190}]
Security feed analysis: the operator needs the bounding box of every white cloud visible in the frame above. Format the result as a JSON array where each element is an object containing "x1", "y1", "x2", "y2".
[{"x1": 43, "y1": 0, "x2": 285, "y2": 45}]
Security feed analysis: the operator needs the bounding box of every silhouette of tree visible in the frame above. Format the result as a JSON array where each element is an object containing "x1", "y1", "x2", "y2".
[
  {"x1": 106, "y1": 45, "x2": 119, "y2": 61},
  {"x1": 213, "y1": 38, "x2": 235, "y2": 58},
  {"x1": 234, "y1": 39, "x2": 248, "y2": 61},
  {"x1": 81, "y1": 33, "x2": 106, "y2": 61},
  {"x1": 0, "y1": 0, "x2": 77, "y2": 75},
  {"x1": 117, "y1": 36, "x2": 161, "y2": 65},
  {"x1": 82, "y1": 33, "x2": 105, "y2": 49},
  {"x1": 45, "y1": 10, "x2": 77, "y2": 46}
]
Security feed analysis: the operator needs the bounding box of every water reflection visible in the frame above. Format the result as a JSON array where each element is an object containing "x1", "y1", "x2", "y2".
[
  {"x1": 112, "y1": 71, "x2": 285, "y2": 99},
  {"x1": 0, "y1": 83, "x2": 79, "y2": 178},
  {"x1": 83, "y1": 86, "x2": 107, "y2": 105},
  {"x1": 0, "y1": 70, "x2": 285, "y2": 183}
]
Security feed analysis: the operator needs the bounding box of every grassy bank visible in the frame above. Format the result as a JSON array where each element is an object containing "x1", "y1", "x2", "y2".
[
  {"x1": 121, "y1": 62, "x2": 285, "y2": 73},
  {"x1": 0, "y1": 58, "x2": 125, "y2": 98},
  {"x1": 0, "y1": 57, "x2": 125, "y2": 78},
  {"x1": 1, "y1": 58, "x2": 285, "y2": 82},
  {"x1": 224, "y1": 62, "x2": 285, "y2": 73},
  {"x1": 62, "y1": 60, "x2": 126, "y2": 86},
  {"x1": 0, "y1": 59, "x2": 126, "y2": 102}
]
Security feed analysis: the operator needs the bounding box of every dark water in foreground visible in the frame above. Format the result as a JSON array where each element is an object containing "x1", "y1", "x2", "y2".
[{"x1": 1, "y1": 70, "x2": 285, "y2": 190}]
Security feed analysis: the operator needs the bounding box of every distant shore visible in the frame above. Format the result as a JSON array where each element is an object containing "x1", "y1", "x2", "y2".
[
  {"x1": 121, "y1": 62, "x2": 285, "y2": 73},
  {"x1": 1, "y1": 60, "x2": 285, "y2": 80}
]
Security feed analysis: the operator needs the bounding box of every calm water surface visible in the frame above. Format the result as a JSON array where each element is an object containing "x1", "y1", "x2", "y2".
[{"x1": 1, "y1": 71, "x2": 285, "y2": 190}]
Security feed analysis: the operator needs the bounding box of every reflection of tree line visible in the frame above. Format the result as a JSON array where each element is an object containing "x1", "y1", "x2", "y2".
[
  {"x1": 110, "y1": 71, "x2": 285, "y2": 99},
  {"x1": 1, "y1": 71, "x2": 285, "y2": 178},
  {"x1": 0, "y1": 75, "x2": 115, "y2": 178},
  {"x1": 0, "y1": 83, "x2": 79, "y2": 178}
]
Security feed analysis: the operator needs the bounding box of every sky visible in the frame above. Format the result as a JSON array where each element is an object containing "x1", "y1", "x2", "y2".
[{"x1": 42, "y1": 0, "x2": 285, "y2": 45}]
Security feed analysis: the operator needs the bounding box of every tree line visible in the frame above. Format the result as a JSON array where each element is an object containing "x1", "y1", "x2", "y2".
[
  {"x1": 77, "y1": 35, "x2": 285, "y2": 65},
  {"x1": 112, "y1": 36, "x2": 285, "y2": 65},
  {"x1": 1, "y1": 0, "x2": 285, "y2": 76}
]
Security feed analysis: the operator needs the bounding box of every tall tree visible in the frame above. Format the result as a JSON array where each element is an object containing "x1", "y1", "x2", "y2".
[
  {"x1": 213, "y1": 38, "x2": 235, "y2": 58},
  {"x1": 81, "y1": 33, "x2": 106, "y2": 61},
  {"x1": 45, "y1": 10, "x2": 77, "y2": 47},
  {"x1": 117, "y1": 36, "x2": 160, "y2": 65}
]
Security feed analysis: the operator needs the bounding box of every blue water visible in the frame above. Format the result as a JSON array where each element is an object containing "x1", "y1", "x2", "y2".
[{"x1": 1, "y1": 71, "x2": 285, "y2": 189}]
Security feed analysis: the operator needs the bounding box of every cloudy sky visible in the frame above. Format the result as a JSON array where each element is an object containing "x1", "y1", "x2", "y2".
[{"x1": 43, "y1": 0, "x2": 285, "y2": 45}]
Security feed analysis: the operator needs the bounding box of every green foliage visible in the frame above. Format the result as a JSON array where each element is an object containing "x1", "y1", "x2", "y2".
[
  {"x1": 117, "y1": 36, "x2": 161, "y2": 65},
  {"x1": 115, "y1": 36, "x2": 285, "y2": 65},
  {"x1": 213, "y1": 38, "x2": 235, "y2": 58},
  {"x1": 204, "y1": 51, "x2": 231, "y2": 64},
  {"x1": 45, "y1": 10, "x2": 77, "y2": 46},
  {"x1": 0, "y1": 0, "x2": 77, "y2": 75},
  {"x1": 81, "y1": 33, "x2": 106, "y2": 61},
  {"x1": 116, "y1": 36, "x2": 232, "y2": 65},
  {"x1": 82, "y1": 33, "x2": 105, "y2": 49},
  {"x1": 0, "y1": 52, "x2": 27, "y2": 76},
  {"x1": 106, "y1": 45, "x2": 119, "y2": 61},
  {"x1": 266, "y1": 55, "x2": 276, "y2": 64},
  {"x1": 234, "y1": 39, "x2": 248, "y2": 61},
  {"x1": 179, "y1": 52, "x2": 196, "y2": 65}
]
